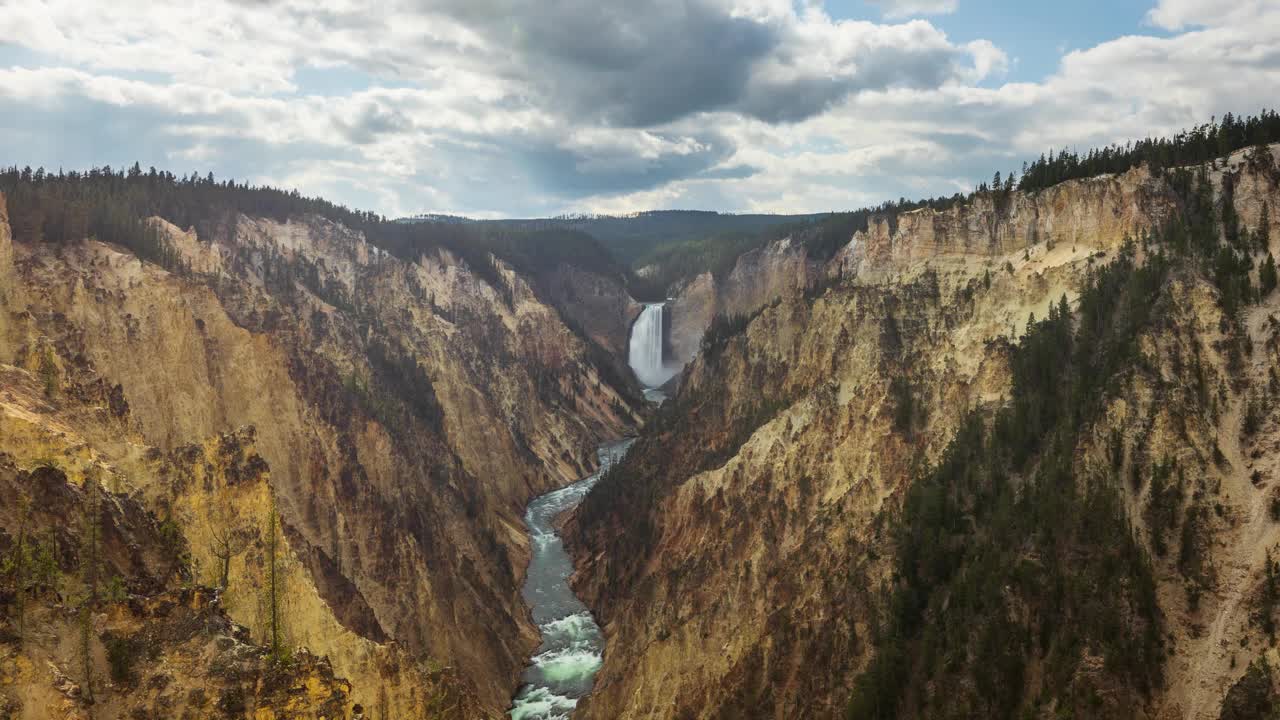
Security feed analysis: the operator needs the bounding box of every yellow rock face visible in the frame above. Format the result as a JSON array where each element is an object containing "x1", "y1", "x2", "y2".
[
  {"x1": 570, "y1": 146, "x2": 1280, "y2": 720},
  {"x1": 0, "y1": 192, "x2": 642, "y2": 717}
]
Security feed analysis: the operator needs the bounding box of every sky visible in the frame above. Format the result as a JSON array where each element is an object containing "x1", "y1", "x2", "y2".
[{"x1": 0, "y1": 0, "x2": 1276, "y2": 219}]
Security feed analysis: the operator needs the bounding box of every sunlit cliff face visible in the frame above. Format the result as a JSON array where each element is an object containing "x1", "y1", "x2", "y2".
[
  {"x1": 0, "y1": 192, "x2": 644, "y2": 717},
  {"x1": 566, "y1": 146, "x2": 1280, "y2": 720}
]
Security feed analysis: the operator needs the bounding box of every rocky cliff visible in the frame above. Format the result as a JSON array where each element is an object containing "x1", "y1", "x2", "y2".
[
  {"x1": 0, "y1": 191, "x2": 645, "y2": 718},
  {"x1": 568, "y1": 145, "x2": 1280, "y2": 719},
  {"x1": 664, "y1": 154, "x2": 1241, "y2": 373},
  {"x1": 667, "y1": 236, "x2": 821, "y2": 369},
  {"x1": 834, "y1": 162, "x2": 1178, "y2": 274},
  {"x1": 540, "y1": 263, "x2": 644, "y2": 359}
]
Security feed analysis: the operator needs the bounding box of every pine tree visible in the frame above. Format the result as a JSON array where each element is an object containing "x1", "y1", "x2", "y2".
[
  {"x1": 1265, "y1": 548, "x2": 1278, "y2": 639},
  {"x1": 1260, "y1": 203, "x2": 1272, "y2": 252},
  {"x1": 9, "y1": 191, "x2": 44, "y2": 243},
  {"x1": 3, "y1": 493, "x2": 33, "y2": 638},
  {"x1": 1261, "y1": 252, "x2": 1278, "y2": 297}
]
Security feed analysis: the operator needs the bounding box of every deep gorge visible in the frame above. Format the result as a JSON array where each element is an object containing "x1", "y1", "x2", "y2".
[{"x1": 3, "y1": 127, "x2": 1280, "y2": 720}]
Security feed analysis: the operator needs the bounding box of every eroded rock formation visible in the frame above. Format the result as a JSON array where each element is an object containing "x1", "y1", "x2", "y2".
[
  {"x1": 569, "y1": 146, "x2": 1280, "y2": 720},
  {"x1": 0, "y1": 195, "x2": 644, "y2": 718}
]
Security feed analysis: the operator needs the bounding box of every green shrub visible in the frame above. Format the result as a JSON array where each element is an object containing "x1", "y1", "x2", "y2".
[{"x1": 104, "y1": 633, "x2": 143, "y2": 687}]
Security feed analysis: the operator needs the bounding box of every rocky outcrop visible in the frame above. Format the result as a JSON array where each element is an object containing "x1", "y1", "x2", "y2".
[
  {"x1": 541, "y1": 263, "x2": 644, "y2": 358},
  {"x1": 835, "y1": 164, "x2": 1176, "y2": 275},
  {"x1": 838, "y1": 146, "x2": 1279, "y2": 279},
  {"x1": 667, "y1": 272, "x2": 717, "y2": 365},
  {"x1": 7, "y1": 583, "x2": 359, "y2": 720},
  {"x1": 668, "y1": 237, "x2": 820, "y2": 367},
  {"x1": 0, "y1": 448, "x2": 364, "y2": 720}
]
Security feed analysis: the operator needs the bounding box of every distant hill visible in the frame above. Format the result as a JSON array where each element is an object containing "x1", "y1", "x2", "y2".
[{"x1": 399, "y1": 210, "x2": 825, "y2": 266}]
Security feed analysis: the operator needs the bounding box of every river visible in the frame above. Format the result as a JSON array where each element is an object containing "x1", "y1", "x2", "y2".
[{"x1": 508, "y1": 439, "x2": 634, "y2": 720}]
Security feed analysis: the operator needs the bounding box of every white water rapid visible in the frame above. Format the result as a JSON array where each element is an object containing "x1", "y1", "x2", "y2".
[{"x1": 508, "y1": 440, "x2": 633, "y2": 720}]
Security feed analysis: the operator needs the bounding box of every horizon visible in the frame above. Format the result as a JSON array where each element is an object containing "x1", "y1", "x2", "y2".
[
  {"x1": 8, "y1": 111, "x2": 1261, "y2": 226},
  {"x1": 2, "y1": 1, "x2": 1276, "y2": 219},
  {"x1": 8, "y1": 109, "x2": 1268, "y2": 228}
]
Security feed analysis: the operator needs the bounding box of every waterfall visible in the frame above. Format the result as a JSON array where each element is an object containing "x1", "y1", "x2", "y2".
[{"x1": 628, "y1": 303, "x2": 675, "y2": 389}]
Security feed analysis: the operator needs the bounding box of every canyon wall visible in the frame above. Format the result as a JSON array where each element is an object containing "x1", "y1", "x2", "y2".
[
  {"x1": 834, "y1": 162, "x2": 1179, "y2": 274},
  {"x1": 569, "y1": 146, "x2": 1280, "y2": 719},
  {"x1": 541, "y1": 263, "x2": 644, "y2": 358},
  {"x1": 668, "y1": 236, "x2": 821, "y2": 368},
  {"x1": 665, "y1": 155, "x2": 1250, "y2": 371},
  {"x1": 0, "y1": 194, "x2": 644, "y2": 718}
]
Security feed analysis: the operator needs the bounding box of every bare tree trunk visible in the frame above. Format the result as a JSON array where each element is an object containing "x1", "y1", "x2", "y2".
[{"x1": 209, "y1": 505, "x2": 250, "y2": 592}]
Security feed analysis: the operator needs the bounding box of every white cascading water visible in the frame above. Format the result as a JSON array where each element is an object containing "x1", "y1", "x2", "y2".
[
  {"x1": 508, "y1": 440, "x2": 633, "y2": 720},
  {"x1": 628, "y1": 303, "x2": 676, "y2": 389}
]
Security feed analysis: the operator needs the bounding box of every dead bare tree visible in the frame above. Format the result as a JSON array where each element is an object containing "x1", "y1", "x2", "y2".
[{"x1": 207, "y1": 502, "x2": 253, "y2": 591}]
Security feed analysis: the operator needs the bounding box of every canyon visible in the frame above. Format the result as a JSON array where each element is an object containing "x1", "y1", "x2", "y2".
[
  {"x1": 1, "y1": 141, "x2": 1280, "y2": 720},
  {"x1": 0, "y1": 192, "x2": 645, "y2": 718}
]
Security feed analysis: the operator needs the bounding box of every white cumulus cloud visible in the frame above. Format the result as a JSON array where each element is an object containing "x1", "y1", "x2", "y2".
[{"x1": 0, "y1": 0, "x2": 1275, "y2": 218}]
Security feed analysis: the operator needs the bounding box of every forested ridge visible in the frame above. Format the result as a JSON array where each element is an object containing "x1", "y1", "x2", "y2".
[
  {"x1": 848, "y1": 141, "x2": 1279, "y2": 719},
  {"x1": 3, "y1": 110, "x2": 1276, "y2": 302},
  {"x1": 1016, "y1": 110, "x2": 1280, "y2": 192},
  {"x1": 0, "y1": 164, "x2": 646, "y2": 298}
]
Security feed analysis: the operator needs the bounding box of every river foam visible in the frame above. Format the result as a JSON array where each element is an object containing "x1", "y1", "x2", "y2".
[
  {"x1": 510, "y1": 686, "x2": 578, "y2": 720},
  {"x1": 508, "y1": 440, "x2": 633, "y2": 719}
]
